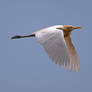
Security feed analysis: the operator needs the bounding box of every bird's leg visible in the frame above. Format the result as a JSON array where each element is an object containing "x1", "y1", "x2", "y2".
[{"x1": 11, "y1": 34, "x2": 35, "y2": 39}]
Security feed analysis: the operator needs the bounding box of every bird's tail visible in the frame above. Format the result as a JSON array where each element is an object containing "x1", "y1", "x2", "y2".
[{"x1": 11, "y1": 33, "x2": 35, "y2": 39}]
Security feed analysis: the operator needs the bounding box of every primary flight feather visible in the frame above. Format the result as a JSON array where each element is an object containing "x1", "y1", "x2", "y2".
[{"x1": 11, "y1": 25, "x2": 82, "y2": 72}]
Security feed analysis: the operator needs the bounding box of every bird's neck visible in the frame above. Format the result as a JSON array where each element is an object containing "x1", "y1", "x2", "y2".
[{"x1": 64, "y1": 31, "x2": 71, "y2": 38}]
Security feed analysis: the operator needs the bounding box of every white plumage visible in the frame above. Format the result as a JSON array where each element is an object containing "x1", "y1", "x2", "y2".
[
  {"x1": 35, "y1": 26, "x2": 70, "y2": 68},
  {"x1": 11, "y1": 25, "x2": 81, "y2": 72}
]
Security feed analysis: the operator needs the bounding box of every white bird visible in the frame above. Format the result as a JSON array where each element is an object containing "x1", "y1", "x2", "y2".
[{"x1": 11, "y1": 25, "x2": 82, "y2": 72}]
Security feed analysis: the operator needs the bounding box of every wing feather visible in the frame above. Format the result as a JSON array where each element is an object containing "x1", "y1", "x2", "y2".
[
  {"x1": 64, "y1": 36, "x2": 80, "y2": 71},
  {"x1": 35, "y1": 28, "x2": 71, "y2": 70}
]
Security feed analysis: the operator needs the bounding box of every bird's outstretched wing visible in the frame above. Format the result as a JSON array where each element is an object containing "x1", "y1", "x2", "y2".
[
  {"x1": 64, "y1": 36, "x2": 80, "y2": 71},
  {"x1": 35, "y1": 28, "x2": 71, "y2": 70}
]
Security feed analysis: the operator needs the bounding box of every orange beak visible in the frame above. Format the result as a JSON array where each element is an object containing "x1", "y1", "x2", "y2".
[{"x1": 72, "y1": 26, "x2": 82, "y2": 30}]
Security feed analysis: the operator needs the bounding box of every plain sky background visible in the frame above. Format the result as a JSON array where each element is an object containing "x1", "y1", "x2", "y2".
[{"x1": 0, "y1": 0, "x2": 91, "y2": 92}]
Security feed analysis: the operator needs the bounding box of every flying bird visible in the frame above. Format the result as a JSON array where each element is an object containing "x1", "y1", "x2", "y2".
[{"x1": 11, "y1": 25, "x2": 82, "y2": 72}]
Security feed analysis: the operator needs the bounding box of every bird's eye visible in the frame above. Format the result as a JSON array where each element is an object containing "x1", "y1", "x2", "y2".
[
  {"x1": 69, "y1": 26, "x2": 72, "y2": 29},
  {"x1": 67, "y1": 26, "x2": 72, "y2": 30}
]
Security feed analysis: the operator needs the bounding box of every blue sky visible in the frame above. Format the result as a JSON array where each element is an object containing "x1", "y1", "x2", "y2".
[{"x1": 0, "y1": 0, "x2": 91, "y2": 92}]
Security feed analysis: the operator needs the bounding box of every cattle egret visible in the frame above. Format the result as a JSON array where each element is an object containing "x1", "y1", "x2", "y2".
[{"x1": 11, "y1": 25, "x2": 82, "y2": 72}]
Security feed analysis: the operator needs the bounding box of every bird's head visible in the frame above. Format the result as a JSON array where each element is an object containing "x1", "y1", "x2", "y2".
[{"x1": 57, "y1": 25, "x2": 82, "y2": 37}]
